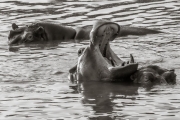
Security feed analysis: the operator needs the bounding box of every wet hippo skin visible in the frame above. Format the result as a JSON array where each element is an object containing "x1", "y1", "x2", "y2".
[
  {"x1": 69, "y1": 19, "x2": 138, "y2": 82},
  {"x1": 8, "y1": 20, "x2": 162, "y2": 45},
  {"x1": 130, "y1": 65, "x2": 176, "y2": 85}
]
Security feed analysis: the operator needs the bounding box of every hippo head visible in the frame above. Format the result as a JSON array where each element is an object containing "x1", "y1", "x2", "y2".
[
  {"x1": 130, "y1": 66, "x2": 176, "y2": 85},
  {"x1": 131, "y1": 70, "x2": 167, "y2": 85},
  {"x1": 8, "y1": 23, "x2": 47, "y2": 45}
]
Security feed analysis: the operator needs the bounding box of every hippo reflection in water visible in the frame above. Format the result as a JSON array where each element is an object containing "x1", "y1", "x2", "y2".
[
  {"x1": 69, "y1": 19, "x2": 138, "y2": 82},
  {"x1": 8, "y1": 20, "x2": 162, "y2": 45}
]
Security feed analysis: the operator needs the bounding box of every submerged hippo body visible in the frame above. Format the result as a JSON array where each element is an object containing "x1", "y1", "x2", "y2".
[
  {"x1": 69, "y1": 20, "x2": 138, "y2": 82},
  {"x1": 130, "y1": 65, "x2": 176, "y2": 85},
  {"x1": 8, "y1": 21, "x2": 162, "y2": 45}
]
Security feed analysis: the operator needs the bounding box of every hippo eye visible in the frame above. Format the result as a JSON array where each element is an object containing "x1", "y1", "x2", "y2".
[{"x1": 27, "y1": 35, "x2": 33, "y2": 41}]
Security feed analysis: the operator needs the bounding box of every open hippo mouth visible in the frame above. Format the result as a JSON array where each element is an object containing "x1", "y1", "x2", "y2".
[
  {"x1": 90, "y1": 21, "x2": 121, "y2": 66},
  {"x1": 98, "y1": 24, "x2": 118, "y2": 58}
]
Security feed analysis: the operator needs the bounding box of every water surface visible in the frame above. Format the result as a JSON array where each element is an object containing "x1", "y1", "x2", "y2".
[{"x1": 0, "y1": 0, "x2": 180, "y2": 119}]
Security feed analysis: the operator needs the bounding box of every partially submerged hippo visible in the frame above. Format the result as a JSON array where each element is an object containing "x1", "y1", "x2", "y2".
[
  {"x1": 8, "y1": 20, "x2": 162, "y2": 45},
  {"x1": 130, "y1": 65, "x2": 176, "y2": 85},
  {"x1": 8, "y1": 22, "x2": 78, "y2": 45},
  {"x1": 69, "y1": 20, "x2": 138, "y2": 81}
]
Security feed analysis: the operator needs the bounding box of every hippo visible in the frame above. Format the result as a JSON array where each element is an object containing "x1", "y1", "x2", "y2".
[
  {"x1": 8, "y1": 22, "x2": 77, "y2": 45},
  {"x1": 130, "y1": 65, "x2": 176, "y2": 85},
  {"x1": 8, "y1": 20, "x2": 162, "y2": 45},
  {"x1": 69, "y1": 20, "x2": 138, "y2": 82}
]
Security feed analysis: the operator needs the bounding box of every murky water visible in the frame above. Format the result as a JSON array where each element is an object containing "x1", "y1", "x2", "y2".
[{"x1": 0, "y1": 0, "x2": 180, "y2": 119}]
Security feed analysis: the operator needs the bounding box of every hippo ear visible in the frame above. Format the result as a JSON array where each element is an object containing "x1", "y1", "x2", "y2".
[
  {"x1": 35, "y1": 26, "x2": 44, "y2": 34},
  {"x1": 12, "y1": 23, "x2": 19, "y2": 30}
]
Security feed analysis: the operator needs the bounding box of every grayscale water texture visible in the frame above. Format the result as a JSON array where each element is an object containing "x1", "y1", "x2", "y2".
[{"x1": 0, "y1": 0, "x2": 180, "y2": 119}]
